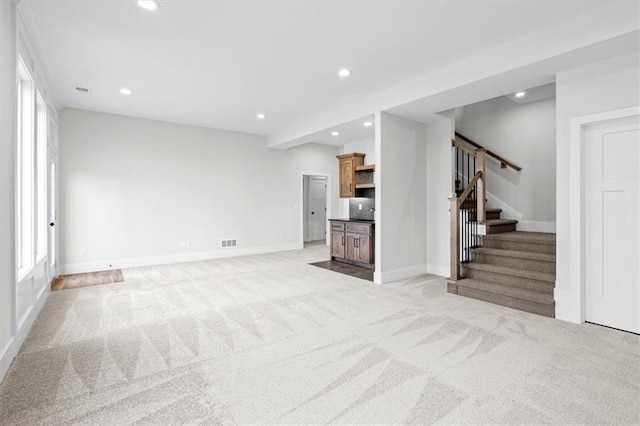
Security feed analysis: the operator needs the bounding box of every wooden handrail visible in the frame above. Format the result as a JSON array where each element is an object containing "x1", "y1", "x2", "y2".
[
  {"x1": 455, "y1": 132, "x2": 522, "y2": 171},
  {"x1": 451, "y1": 139, "x2": 477, "y2": 157},
  {"x1": 456, "y1": 171, "x2": 482, "y2": 206}
]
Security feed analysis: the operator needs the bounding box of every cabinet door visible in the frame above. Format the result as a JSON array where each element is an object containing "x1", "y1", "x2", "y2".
[
  {"x1": 339, "y1": 158, "x2": 354, "y2": 198},
  {"x1": 330, "y1": 231, "x2": 345, "y2": 258},
  {"x1": 355, "y1": 233, "x2": 372, "y2": 264},
  {"x1": 345, "y1": 232, "x2": 358, "y2": 261}
]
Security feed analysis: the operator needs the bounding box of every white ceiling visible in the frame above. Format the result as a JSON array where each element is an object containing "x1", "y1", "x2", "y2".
[
  {"x1": 23, "y1": 1, "x2": 618, "y2": 143},
  {"x1": 286, "y1": 115, "x2": 375, "y2": 147}
]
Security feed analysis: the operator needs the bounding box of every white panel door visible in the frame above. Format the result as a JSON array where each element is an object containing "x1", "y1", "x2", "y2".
[
  {"x1": 308, "y1": 177, "x2": 327, "y2": 241},
  {"x1": 584, "y1": 115, "x2": 640, "y2": 333}
]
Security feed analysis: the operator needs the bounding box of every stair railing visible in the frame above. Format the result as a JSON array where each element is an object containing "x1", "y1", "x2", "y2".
[
  {"x1": 455, "y1": 132, "x2": 521, "y2": 171},
  {"x1": 449, "y1": 149, "x2": 486, "y2": 281}
]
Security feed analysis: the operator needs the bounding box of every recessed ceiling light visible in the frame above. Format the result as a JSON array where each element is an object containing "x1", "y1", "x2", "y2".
[
  {"x1": 515, "y1": 91, "x2": 526, "y2": 98},
  {"x1": 256, "y1": 113, "x2": 266, "y2": 120},
  {"x1": 363, "y1": 121, "x2": 373, "y2": 127},
  {"x1": 331, "y1": 131, "x2": 340, "y2": 137},
  {"x1": 338, "y1": 69, "x2": 351, "y2": 78},
  {"x1": 119, "y1": 88, "x2": 133, "y2": 95},
  {"x1": 138, "y1": 0, "x2": 160, "y2": 11}
]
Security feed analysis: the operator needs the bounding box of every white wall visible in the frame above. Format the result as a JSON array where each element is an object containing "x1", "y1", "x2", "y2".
[
  {"x1": 0, "y1": 0, "x2": 17, "y2": 382},
  {"x1": 339, "y1": 138, "x2": 375, "y2": 163},
  {"x1": 337, "y1": 137, "x2": 375, "y2": 217},
  {"x1": 376, "y1": 112, "x2": 427, "y2": 283},
  {"x1": 426, "y1": 113, "x2": 455, "y2": 277},
  {"x1": 59, "y1": 109, "x2": 339, "y2": 273},
  {"x1": 555, "y1": 50, "x2": 640, "y2": 323},
  {"x1": 455, "y1": 96, "x2": 556, "y2": 231}
]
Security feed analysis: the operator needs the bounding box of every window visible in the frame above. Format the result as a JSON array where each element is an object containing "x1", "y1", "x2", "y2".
[
  {"x1": 36, "y1": 93, "x2": 47, "y2": 260},
  {"x1": 16, "y1": 56, "x2": 50, "y2": 279},
  {"x1": 17, "y1": 58, "x2": 34, "y2": 278}
]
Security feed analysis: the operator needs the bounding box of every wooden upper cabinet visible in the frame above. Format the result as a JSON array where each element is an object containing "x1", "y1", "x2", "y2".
[{"x1": 337, "y1": 153, "x2": 365, "y2": 198}]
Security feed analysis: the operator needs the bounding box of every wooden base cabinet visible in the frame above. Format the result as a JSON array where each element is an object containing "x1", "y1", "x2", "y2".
[
  {"x1": 346, "y1": 232, "x2": 372, "y2": 265},
  {"x1": 330, "y1": 230, "x2": 345, "y2": 259},
  {"x1": 329, "y1": 220, "x2": 374, "y2": 269}
]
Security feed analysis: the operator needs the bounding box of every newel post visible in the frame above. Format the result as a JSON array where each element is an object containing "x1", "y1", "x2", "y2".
[
  {"x1": 449, "y1": 197, "x2": 460, "y2": 281},
  {"x1": 477, "y1": 149, "x2": 486, "y2": 223}
]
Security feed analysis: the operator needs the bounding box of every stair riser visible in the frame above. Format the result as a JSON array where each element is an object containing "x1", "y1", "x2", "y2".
[
  {"x1": 484, "y1": 239, "x2": 556, "y2": 255},
  {"x1": 464, "y1": 268, "x2": 554, "y2": 294},
  {"x1": 457, "y1": 286, "x2": 555, "y2": 318},
  {"x1": 468, "y1": 211, "x2": 501, "y2": 221},
  {"x1": 485, "y1": 223, "x2": 517, "y2": 234},
  {"x1": 475, "y1": 253, "x2": 555, "y2": 274}
]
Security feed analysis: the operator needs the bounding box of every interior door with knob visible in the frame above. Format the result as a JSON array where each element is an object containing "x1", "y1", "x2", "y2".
[
  {"x1": 584, "y1": 115, "x2": 639, "y2": 334},
  {"x1": 307, "y1": 176, "x2": 327, "y2": 242}
]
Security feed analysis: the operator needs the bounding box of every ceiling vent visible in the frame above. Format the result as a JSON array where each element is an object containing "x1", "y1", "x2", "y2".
[{"x1": 75, "y1": 87, "x2": 90, "y2": 94}]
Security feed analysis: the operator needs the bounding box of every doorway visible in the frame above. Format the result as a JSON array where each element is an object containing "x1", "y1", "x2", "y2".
[
  {"x1": 303, "y1": 175, "x2": 328, "y2": 243},
  {"x1": 584, "y1": 115, "x2": 639, "y2": 334}
]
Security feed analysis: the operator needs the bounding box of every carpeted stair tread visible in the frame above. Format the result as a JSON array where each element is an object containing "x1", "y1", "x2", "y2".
[
  {"x1": 483, "y1": 219, "x2": 518, "y2": 234},
  {"x1": 457, "y1": 278, "x2": 555, "y2": 305},
  {"x1": 484, "y1": 231, "x2": 556, "y2": 243},
  {"x1": 464, "y1": 262, "x2": 555, "y2": 283},
  {"x1": 472, "y1": 247, "x2": 555, "y2": 262}
]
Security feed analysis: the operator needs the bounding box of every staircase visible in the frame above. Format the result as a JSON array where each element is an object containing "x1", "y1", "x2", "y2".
[
  {"x1": 448, "y1": 133, "x2": 556, "y2": 318},
  {"x1": 459, "y1": 230, "x2": 556, "y2": 318}
]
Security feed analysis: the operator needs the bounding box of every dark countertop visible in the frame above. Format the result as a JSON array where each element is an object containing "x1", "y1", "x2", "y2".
[{"x1": 329, "y1": 218, "x2": 375, "y2": 223}]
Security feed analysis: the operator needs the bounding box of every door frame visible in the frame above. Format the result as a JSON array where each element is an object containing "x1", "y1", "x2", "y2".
[
  {"x1": 47, "y1": 147, "x2": 58, "y2": 283},
  {"x1": 562, "y1": 105, "x2": 640, "y2": 324},
  {"x1": 300, "y1": 172, "x2": 332, "y2": 247}
]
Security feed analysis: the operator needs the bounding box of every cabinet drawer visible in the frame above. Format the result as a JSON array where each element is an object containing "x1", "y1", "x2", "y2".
[
  {"x1": 346, "y1": 223, "x2": 371, "y2": 234},
  {"x1": 330, "y1": 221, "x2": 345, "y2": 231}
]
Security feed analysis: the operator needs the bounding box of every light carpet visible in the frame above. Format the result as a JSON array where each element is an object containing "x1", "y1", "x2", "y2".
[{"x1": 1, "y1": 244, "x2": 638, "y2": 424}]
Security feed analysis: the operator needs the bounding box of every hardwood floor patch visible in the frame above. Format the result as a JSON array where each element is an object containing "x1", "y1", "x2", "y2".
[
  {"x1": 309, "y1": 260, "x2": 373, "y2": 282},
  {"x1": 52, "y1": 269, "x2": 125, "y2": 291}
]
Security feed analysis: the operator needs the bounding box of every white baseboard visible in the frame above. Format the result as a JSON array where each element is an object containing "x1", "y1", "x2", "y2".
[
  {"x1": 15, "y1": 285, "x2": 50, "y2": 353},
  {"x1": 379, "y1": 264, "x2": 428, "y2": 284},
  {"x1": 516, "y1": 221, "x2": 556, "y2": 233},
  {"x1": 554, "y1": 285, "x2": 582, "y2": 324},
  {"x1": 59, "y1": 242, "x2": 303, "y2": 275},
  {"x1": 0, "y1": 337, "x2": 15, "y2": 383}
]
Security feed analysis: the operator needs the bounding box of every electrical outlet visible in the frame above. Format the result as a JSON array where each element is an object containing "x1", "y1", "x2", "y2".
[
  {"x1": 79, "y1": 248, "x2": 86, "y2": 256},
  {"x1": 180, "y1": 241, "x2": 186, "y2": 248},
  {"x1": 186, "y1": 240, "x2": 191, "y2": 248},
  {"x1": 358, "y1": 203, "x2": 362, "y2": 210}
]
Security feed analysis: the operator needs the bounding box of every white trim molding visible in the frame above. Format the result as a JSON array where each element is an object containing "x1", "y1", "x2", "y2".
[
  {"x1": 378, "y1": 264, "x2": 428, "y2": 284},
  {"x1": 557, "y1": 105, "x2": 640, "y2": 324},
  {"x1": 0, "y1": 337, "x2": 16, "y2": 383}
]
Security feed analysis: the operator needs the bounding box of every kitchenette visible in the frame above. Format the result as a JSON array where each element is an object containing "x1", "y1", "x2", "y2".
[{"x1": 329, "y1": 153, "x2": 375, "y2": 270}]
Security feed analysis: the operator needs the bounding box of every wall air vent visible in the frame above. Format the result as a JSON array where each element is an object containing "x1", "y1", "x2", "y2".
[
  {"x1": 221, "y1": 239, "x2": 237, "y2": 248},
  {"x1": 75, "y1": 87, "x2": 90, "y2": 94}
]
